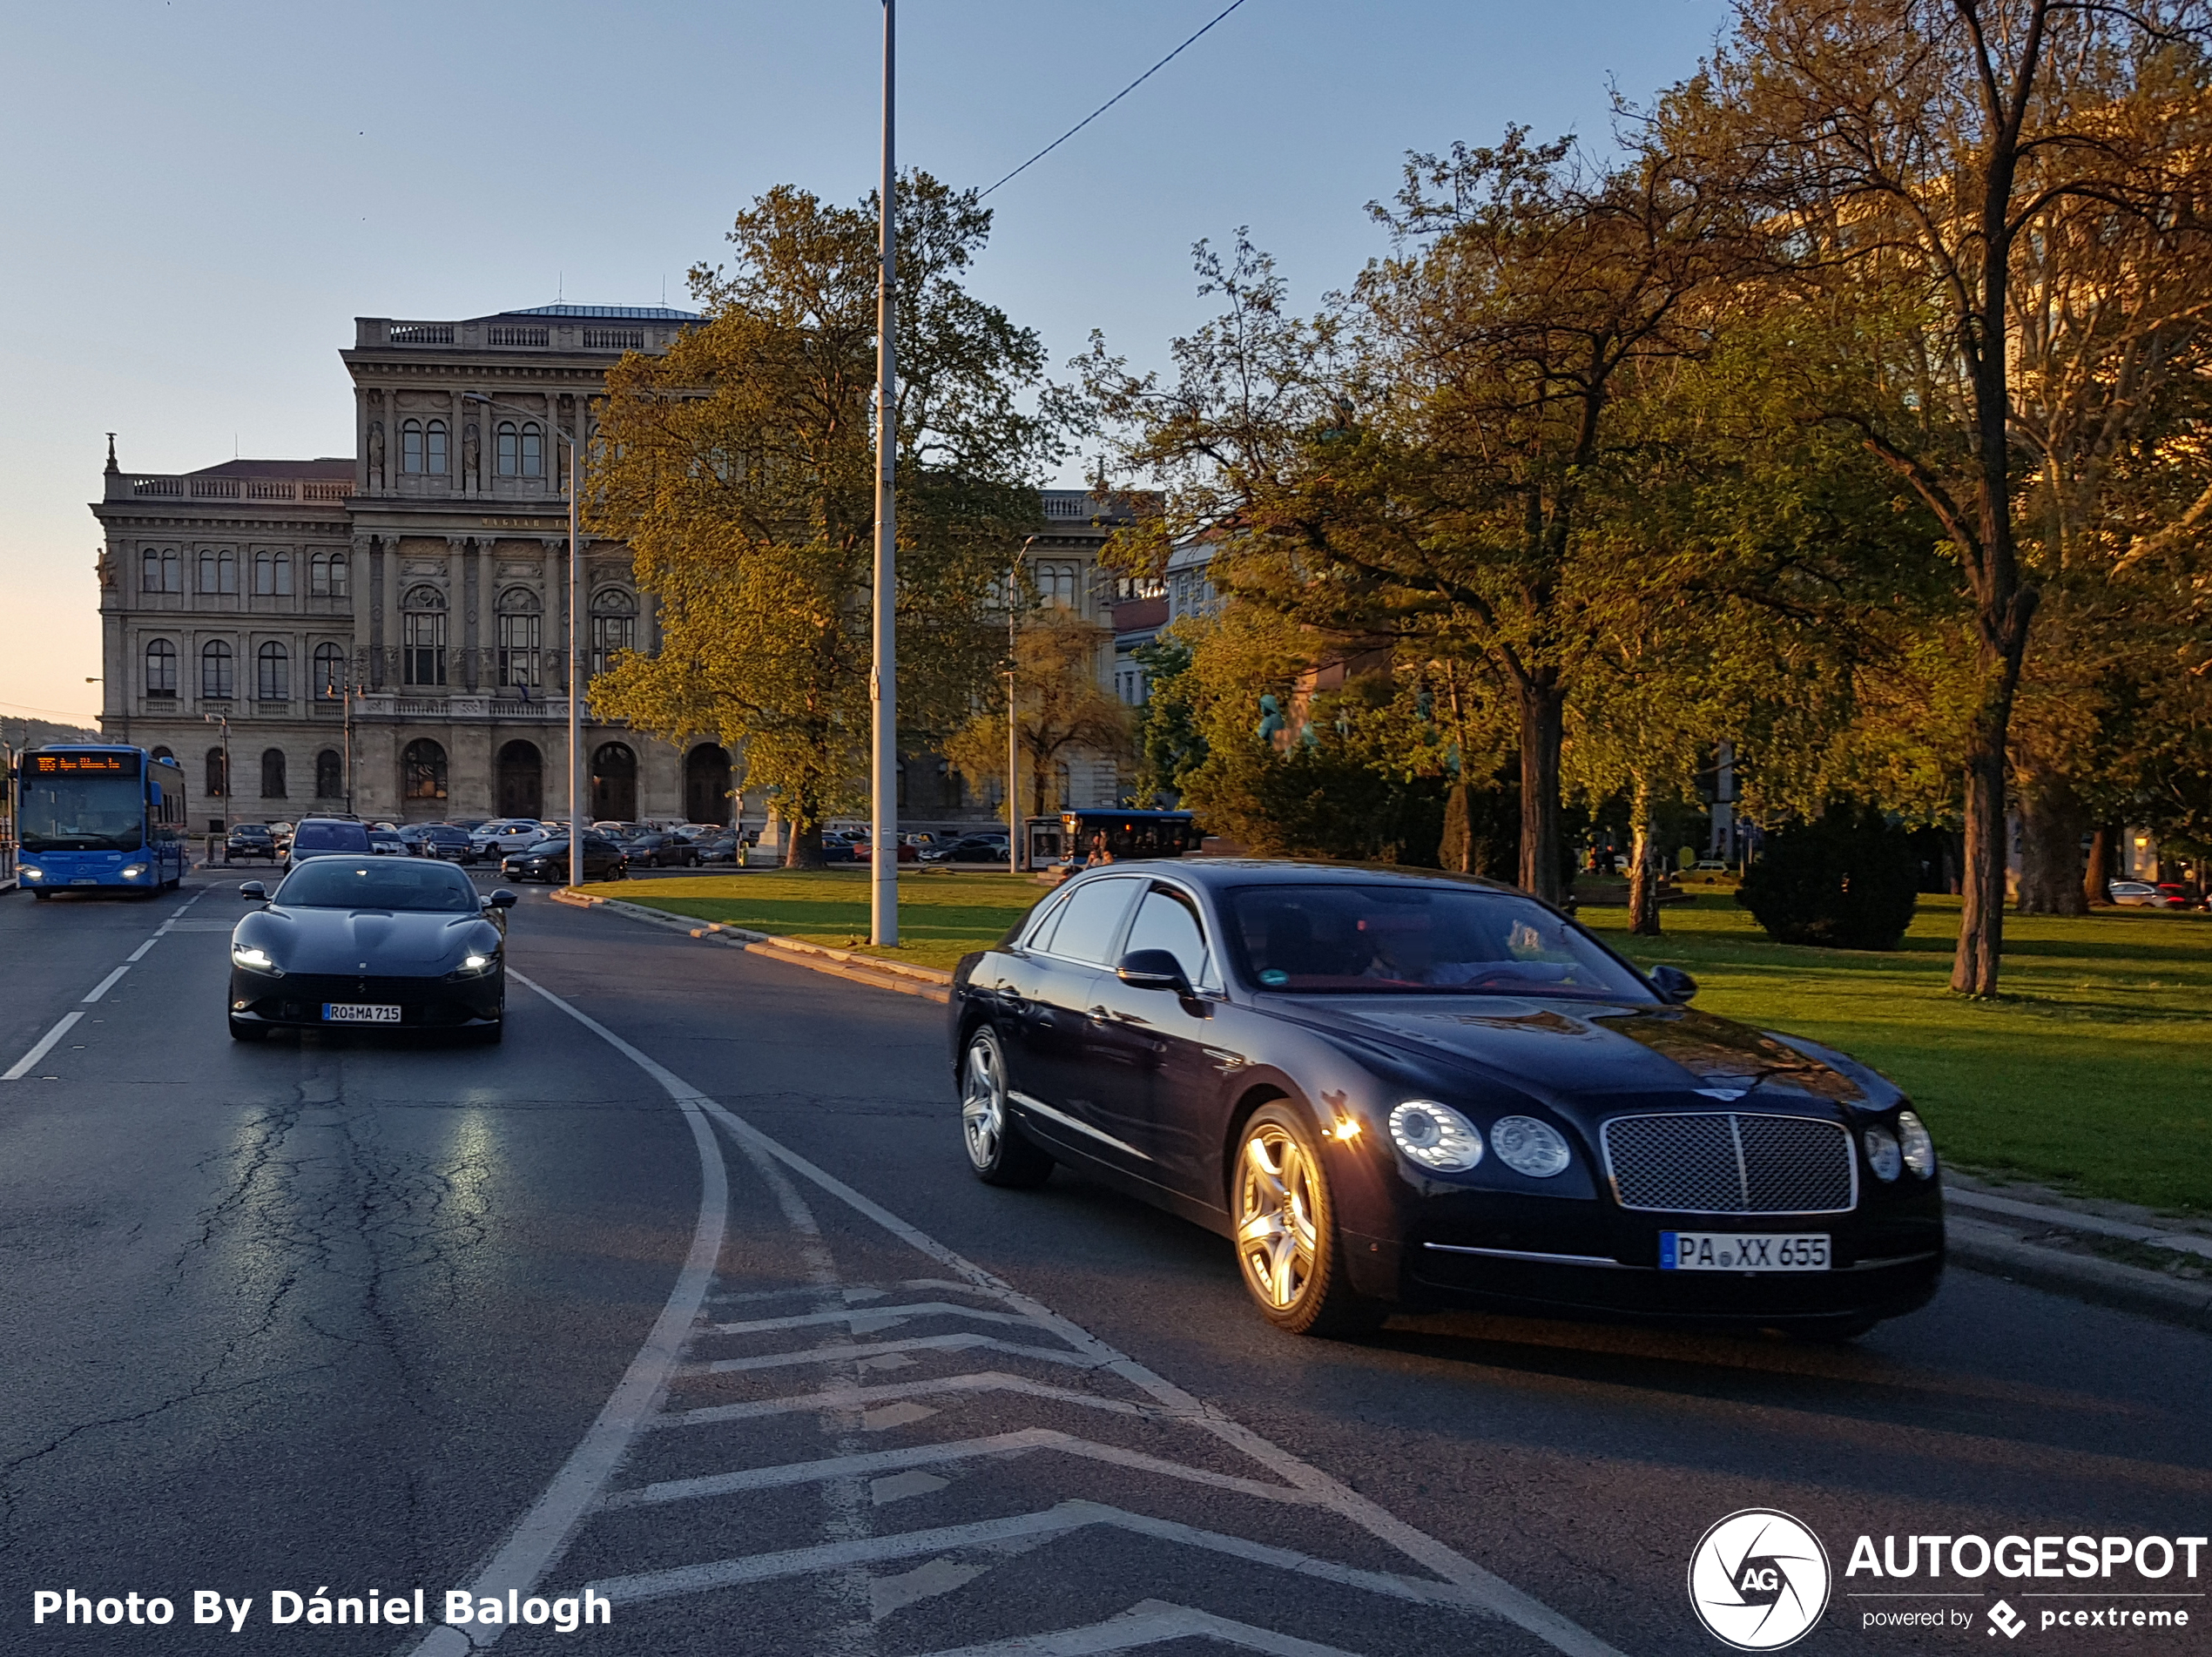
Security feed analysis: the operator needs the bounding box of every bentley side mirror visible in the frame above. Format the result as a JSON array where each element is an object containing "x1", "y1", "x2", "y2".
[
  {"x1": 1116, "y1": 948, "x2": 1191, "y2": 994},
  {"x1": 486, "y1": 889, "x2": 519, "y2": 909},
  {"x1": 1649, "y1": 964, "x2": 1698, "y2": 1004},
  {"x1": 238, "y1": 881, "x2": 266, "y2": 901}
]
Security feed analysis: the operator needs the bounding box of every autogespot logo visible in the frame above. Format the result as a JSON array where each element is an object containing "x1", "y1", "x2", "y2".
[{"x1": 1689, "y1": 1509, "x2": 1834, "y2": 1650}]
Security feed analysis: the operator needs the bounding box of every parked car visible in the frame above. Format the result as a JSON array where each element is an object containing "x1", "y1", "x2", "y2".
[
  {"x1": 469, "y1": 818, "x2": 550, "y2": 862},
  {"x1": 267, "y1": 821, "x2": 296, "y2": 853},
  {"x1": 502, "y1": 834, "x2": 631, "y2": 884},
  {"x1": 852, "y1": 838, "x2": 920, "y2": 864},
  {"x1": 282, "y1": 818, "x2": 374, "y2": 872},
  {"x1": 225, "y1": 824, "x2": 279, "y2": 862},
  {"x1": 949, "y1": 860, "x2": 1943, "y2": 1339},
  {"x1": 367, "y1": 829, "x2": 409, "y2": 857},
  {"x1": 2107, "y1": 880, "x2": 2184, "y2": 908},
  {"x1": 2155, "y1": 883, "x2": 2200, "y2": 909},
  {"x1": 924, "y1": 834, "x2": 1013, "y2": 865},
  {"x1": 622, "y1": 830, "x2": 701, "y2": 868},
  {"x1": 402, "y1": 823, "x2": 476, "y2": 862},
  {"x1": 695, "y1": 833, "x2": 742, "y2": 865}
]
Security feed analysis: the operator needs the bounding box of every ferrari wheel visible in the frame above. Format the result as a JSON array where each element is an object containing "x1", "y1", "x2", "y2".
[
  {"x1": 959, "y1": 1027, "x2": 1052, "y2": 1188},
  {"x1": 1232, "y1": 1103, "x2": 1384, "y2": 1337}
]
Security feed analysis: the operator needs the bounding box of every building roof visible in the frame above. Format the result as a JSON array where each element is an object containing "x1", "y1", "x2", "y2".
[
  {"x1": 187, "y1": 459, "x2": 356, "y2": 480},
  {"x1": 500, "y1": 304, "x2": 698, "y2": 321}
]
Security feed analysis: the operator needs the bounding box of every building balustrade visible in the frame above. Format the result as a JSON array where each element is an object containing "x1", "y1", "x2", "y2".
[{"x1": 112, "y1": 473, "x2": 354, "y2": 503}]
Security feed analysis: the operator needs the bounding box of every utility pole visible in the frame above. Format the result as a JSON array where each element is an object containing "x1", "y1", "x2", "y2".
[
  {"x1": 1008, "y1": 536, "x2": 1035, "y2": 875},
  {"x1": 870, "y1": 0, "x2": 899, "y2": 944}
]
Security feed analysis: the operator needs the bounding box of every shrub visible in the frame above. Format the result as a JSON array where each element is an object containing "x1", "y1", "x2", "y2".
[{"x1": 1737, "y1": 805, "x2": 1920, "y2": 950}]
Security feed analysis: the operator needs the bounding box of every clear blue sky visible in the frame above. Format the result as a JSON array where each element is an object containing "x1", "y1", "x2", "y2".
[{"x1": 0, "y1": 0, "x2": 1726, "y2": 725}]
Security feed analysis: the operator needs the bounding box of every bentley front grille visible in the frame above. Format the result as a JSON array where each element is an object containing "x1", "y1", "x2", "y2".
[{"x1": 1600, "y1": 1112, "x2": 1856, "y2": 1215}]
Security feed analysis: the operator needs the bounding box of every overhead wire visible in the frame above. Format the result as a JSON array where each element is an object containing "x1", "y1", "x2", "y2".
[{"x1": 978, "y1": 0, "x2": 1252, "y2": 199}]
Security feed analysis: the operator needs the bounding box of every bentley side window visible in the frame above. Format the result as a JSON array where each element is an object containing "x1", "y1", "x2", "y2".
[
  {"x1": 1124, "y1": 886, "x2": 1216, "y2": 990},
  {"x1": 1040, "y1": 877, "x2": 1139, "y2": 967}
]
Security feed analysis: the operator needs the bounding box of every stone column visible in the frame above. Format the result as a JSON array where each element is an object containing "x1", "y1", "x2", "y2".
[
  {"x1": 544, "y1": 538, "x2": 567, "y2": 692},
  {"x1": 457, "y1": 537, "x2": 479, "y2": 691},
  {"x1": 368, "y1": 536, "x2": 387, "y2": 690},
  {"x1": 348, "y1": 534, "x2": 372, "y2": 691}
]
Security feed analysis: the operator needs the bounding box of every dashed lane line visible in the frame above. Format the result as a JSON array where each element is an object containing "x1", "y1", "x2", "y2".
[
  {"x1": 464, "y1": 967, "x2": 1628, "y2": 1657},
  {"x1": 2, "y1": 890, "x2": 206, "y2": 1081}
]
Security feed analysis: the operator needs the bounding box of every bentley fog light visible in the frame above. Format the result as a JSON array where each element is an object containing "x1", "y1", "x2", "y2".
[
  {"x1": 1388, "y1": 1101, "x2": 1484, "y2": 1171},
  {"x1": 1490, "y1": 1115, "x2": 1573, "y2": 1178},
  {"x1": 1897, "y1": 1109, "x2": 1936, "y2": 1178},
  {"x1": 1864, "y1": 1122, "x2": 1902, "y2": 1182},
  {"x1": 231, "y1": 945, "x2": 279, "y2": 973}
]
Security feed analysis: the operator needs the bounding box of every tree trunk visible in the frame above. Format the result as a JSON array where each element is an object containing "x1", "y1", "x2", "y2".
[
  {"x1": 1439, "y1": 782, "x2": 1473, "y2": 874},
  {"x1": 1627, "y1": 771, "x2": 1661, "y2": 936},
  {"x1": 2015, "y1": 771, "x2": 2088, "y2": 915},
  {"x1": 1516, "y1": 677, "x2": 1566, "y2": 905},
  {"x1": 784, "y1": 821, "x2": 825, "y2": 869},
  {"x1": 2083, "y1": 822, "x2": 2117, "y2": 907}
]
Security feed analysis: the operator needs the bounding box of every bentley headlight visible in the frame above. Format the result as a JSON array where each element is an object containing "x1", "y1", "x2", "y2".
[
  {"x1": 1864, "y1": 1122, "x2": 1902, "y2": 1182},
  {"x1": 231, "y1": 944, "x2": 280, "y2": 973},
  {"x1": 1490, "y1": 1115, "x2": 1573, "y2": 1178},
  {"x1": 1897, "y1": 1109, "x2": 1936, "y2": 1179},
  {"x1": 1388, "y1": 1101, "x2": 1484, "y2": 1172}
]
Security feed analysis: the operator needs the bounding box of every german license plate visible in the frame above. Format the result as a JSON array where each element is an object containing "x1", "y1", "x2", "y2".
[
  {"x1": 71, "y1": 879, "x2": 98, "y2": 886},
  {"x1": 1662, "y1": 1232, "x2": 1829, "y2": 1271},
  {"x1": 324, "y1": 1003, "x2": 401, "y2": 1023}
]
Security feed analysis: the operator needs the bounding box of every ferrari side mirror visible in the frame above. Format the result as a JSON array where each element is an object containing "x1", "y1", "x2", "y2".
[
  {"x1": 238, "y1": 881, "x2": 266, "y2": 900},
  {"x1": 1649, "y1": 964, "x2": 1698, "y2": 1003},
  {"x1": 486, "y1": 889, "x2": 518, "y2": 909}
]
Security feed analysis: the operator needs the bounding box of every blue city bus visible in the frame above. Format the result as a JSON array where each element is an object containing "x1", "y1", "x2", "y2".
[{"x1": 15, "y1": 745, "x2": 189, "y2": 898}]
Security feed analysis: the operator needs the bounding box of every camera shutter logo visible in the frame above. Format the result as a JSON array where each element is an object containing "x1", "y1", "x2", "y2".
[{"x1": 1688, "y1": 1509, "x2": 1832, "y2": 1650}]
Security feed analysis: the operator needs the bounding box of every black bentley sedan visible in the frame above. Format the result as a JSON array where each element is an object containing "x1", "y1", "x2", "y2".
[
  {"x1": 948, "y1": 861, "x2": 1943, "y2": 1339},
  {"x1": 229, "y1": 858, "x2": 516, "y2": 1042}
]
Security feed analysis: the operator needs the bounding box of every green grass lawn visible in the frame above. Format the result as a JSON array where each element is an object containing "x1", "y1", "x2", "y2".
[
  {"x1": 1583, "y1": 894, "x2": 2212, "y2": 1216},
  {"x1": 599, "y1": 869, "x2": 2212, "y2": 1216}
]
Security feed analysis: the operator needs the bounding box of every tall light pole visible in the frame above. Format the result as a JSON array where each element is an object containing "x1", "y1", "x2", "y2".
[
  {"x1": 870, "y1": 0, "x2": 900, "y2": 945},
  {"x1": 465, "y1": 393, "x2": 583, "y2": 891},
  {"x1": 1008, "y1": 535, "x2": 1036, "y2": 875}
]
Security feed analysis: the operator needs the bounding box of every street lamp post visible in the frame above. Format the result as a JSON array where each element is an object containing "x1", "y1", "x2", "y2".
[
  {"x1": 1008, "y1": 535, "x2": 1036, "y2": 876},
  {"x1": 465, "y1": 393, "x2": 583, "y2": 891},
  {"x1": 870, "y1": 0, "x2": 900, "y2": 945},
  {"x1": 202, "y1": 711, "x2": 230, "y2": 862}
]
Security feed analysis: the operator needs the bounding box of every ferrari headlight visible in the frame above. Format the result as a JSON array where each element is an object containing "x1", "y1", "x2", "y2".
[
  {"x1": 231, "y1": 944, "x2": 280, "y2": 973},
  {"x1": 455, "y1": 952, "x2": 500, "y2": 976},
  {"x1": 1388, "y1": 1101, "x2": 1484, "y2": 1172},
  {"x1": 1897, "y1": 1109, "x2": 1936, "y2": 1179},
  {"x1": 1864, "y1": 1123, "x2": 1902, "y2": 1182},
  {"x1": 1490, "y1": 1115, "x2": 1573, "y2": 1178}
]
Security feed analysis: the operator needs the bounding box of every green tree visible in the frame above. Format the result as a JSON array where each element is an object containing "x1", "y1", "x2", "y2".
[
  {"x1": 944, "y1": 605, "x2": 1132, "y2": 824},
  {"x1": 588, "y1": 174, "x2": 1058, "y2": 866}
]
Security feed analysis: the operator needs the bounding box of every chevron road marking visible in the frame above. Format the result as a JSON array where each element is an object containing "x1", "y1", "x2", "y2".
[
  {"x1": 681, "y1": 1330, "x2": 1103, "y2": 1377},
  {"x1": 908, "y1": 1599, "x2": 1367, "y2": 1657},
  {"x1": 708, "y1": 1300, "x2": 1050, "y2": 1336}
]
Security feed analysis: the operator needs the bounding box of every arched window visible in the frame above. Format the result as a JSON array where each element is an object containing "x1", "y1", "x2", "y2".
[
  {"x1": 206, "y1": 748, "x2": 228, "y2": 798},
  {"x1": 141, "y1": 547, "x2": 179, "y2": 593},
  {"x1": 590, "y1": 587, "x2": 637, "y2": 677},
  {"x1": 496, "y1": 587, "x2": 541, "y2": 686},
  {"x1": 1034, "y1": 562, "x2": 1081, "y2": 609},
  {"x1": 145, "y1": 638, "x2": 178, "y2": 697},
  {"x1": 521, "y1": 422, "x2": 543, "y2": 478},
  {"x1": 402, "y1": 738, "x2": 448, "y2": 802},
  {"x1": 198, "y1": 549, "x2": 237, "y2": 595},
  {"x1": 260, "y1": 748, "x2": 287, "y2": 799},
  {"x1": 252, "y1": 550, "x2": 293, "y2": 596},
  {"x1": 327, "y1": 549, "x2": 348, "y2": 596},
  {"x1": 310, "y1": 552, "x2": 329, "y2": 594},
  {"x1": 590, "y1": 742, "x2": 637, "y2": 822},
  {"x1": 314, "y1": 642, "x2": 346, "y2": 698},
  {"x1": 402, "y1": 585, "x2": 447, "y2": 686},
  {"x1": 496, "y1": 739, "x2": 543, "y2": 818},
  {"x1": 401, "y1": 420, "x2": 425, "y2": 474},
  {"x1": 426, "y1": 420, "x2": 448, "y2": 475},
  {"x1": 200, "y1": 640, "x2": 234, "y2": 699},
  {"x1": 685, "y1": 744, "x2": 732, "y2": 825},
  {"x1": 496, "y1": 421, "x2": 517, "y2": 476},
  {"x1": 256, "y1": 641, "x2": 289, "y2": 701},
  {"x1": 314, "y1": 748, "x2": 344, "y2": 799},
  {"x1": 150, "y1": 745, "x2": 174, "y2": 763}
]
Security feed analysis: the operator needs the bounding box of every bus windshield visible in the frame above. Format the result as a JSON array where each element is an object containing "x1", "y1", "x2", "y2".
[{"x1": 19, "y1": 754, "x2": 145, "y2": 852}]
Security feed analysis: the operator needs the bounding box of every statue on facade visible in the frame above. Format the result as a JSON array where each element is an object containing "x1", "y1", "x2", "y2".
[{"x1": 367, "y1": 420, "x2": 385, "y2": 488}]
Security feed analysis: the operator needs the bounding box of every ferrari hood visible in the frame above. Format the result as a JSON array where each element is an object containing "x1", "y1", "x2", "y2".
[{"x1": 237, "y1": 906, "x2": 499, "y2": 973}]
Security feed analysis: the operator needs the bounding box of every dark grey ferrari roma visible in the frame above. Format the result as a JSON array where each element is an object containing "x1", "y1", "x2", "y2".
[
  {"x1": 948, "y1": 860, "x2": 1943, "y2": 1339},
  {"x1": 229, "y1": 858, "x2": 515, "y2": 1042}
]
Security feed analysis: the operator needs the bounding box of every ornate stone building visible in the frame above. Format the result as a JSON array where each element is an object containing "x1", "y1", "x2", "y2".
[{"x1": 92, "y1": 303, "x2": 1134, "y2": 834}]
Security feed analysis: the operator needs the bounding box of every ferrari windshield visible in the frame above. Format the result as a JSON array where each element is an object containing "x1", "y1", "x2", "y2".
[
  {"x1": 1225, "y1": 882, "x2": 1654, "y2": 1000},
  {"x1": 276, "y1": 859, "x2": 481, "y2": 912}
]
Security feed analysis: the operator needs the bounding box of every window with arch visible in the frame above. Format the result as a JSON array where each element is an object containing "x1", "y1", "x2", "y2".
[
  {"x1": 252, "y1": 550, "x2": 293, "y2": 596},
  {"x1": 521, "y1": 422, "x2": 543, "y2": 477},
  {"x1": 401, "y1": 420, "x2": 424, "y2": 474},
  {"x1": 590, "y1": 587, "x2": 637, "y2": 676},
  {"x1": 206, "y1": 748, "x2": 227, "y2": 798},
  {"x1": 150, "y1": 745, "x2": 174, "y2": 763},
  {"x1": 402, "y1": 585, "x2": 448, "y2": 686},
  {"x1": 1034, "y1": 562, "x2": 1081, "y2": 608},
  {"x1": 307, "y1": 549, "x2": 349, "y2": 597},
  {"x1": 402, "y1": 738, "x2": 448, "y2": 802},
  {"x1": 427, "y1": 420, "x2": 448, "y2": 475},
  {"x1": 314, "y1": 748, "x2": 344, "y2": 799},
  {"x1": 314, "y1": 642, "x2": 347, "y2": 699},
  {"x1": 198, "y1": 548, "x2": 238, "y2": 595},
  {"x1": 496, "y1": 587, "x2": 541, "y2": 685},
  {"x1": 145, "y1": 638, "x2": 179, "y2": 697},
  {"x1": 141, "y1": 547, "x2": 179, "y2": 593},
  {"x1": 495, "y1": 421, "x2": 544, "y2": 477},
  {"x1": 260, "y1": 748, "x2": 287, "y2": 799},
  {"x1": 256, "y1": 641, "x2": 289, "y2": 701},
  {"x1": 200, "y1": 640, "x2": 234, "y2": 699}
]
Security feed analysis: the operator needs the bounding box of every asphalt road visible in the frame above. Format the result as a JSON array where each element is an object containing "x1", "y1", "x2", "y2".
[{"x1": 3, "y1": 872, "x2": 2207, "y2": 1656}]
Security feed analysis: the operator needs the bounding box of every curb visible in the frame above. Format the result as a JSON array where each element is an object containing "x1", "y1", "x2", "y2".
[
  {"x1": 555, "y1": 888, "x2": 954, "y2": 1004},
  {"x1": 1944, "y1": 1216, "x2": 2212, "y2": 1337}
]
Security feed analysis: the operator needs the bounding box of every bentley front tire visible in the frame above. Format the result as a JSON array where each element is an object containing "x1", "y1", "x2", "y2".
[
  {"x1": 1232, "y1": 1103, "x2": 1384, "y2": 1338},
  {"x1": 959, "y1": 1027, "x2": 1053, "y2": 1188}
]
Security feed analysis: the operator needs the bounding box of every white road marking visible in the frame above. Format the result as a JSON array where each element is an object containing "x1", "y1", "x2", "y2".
[
  {"x1": 710, "y1": 1300, "x2": 1044, "y2": 1336},
  {"x1": 659, "y1": 1369, "x2": 1154, "y2": 1429},
  {"x1": 82, "y1": 965, "x2": 132, "y2": 1003},
  {"x1": 681, "y1": 1330, "x2": 1101, "y2": 1377},
  {"x1": 909, "y1": 1599, "x2": 1367, "y2": 1657},
  {"x1": 2, "y1": 1012, "x2": 84, "y2": 1081},
  {"x1": 497, "y1": 968, "x2": 1628, "y2": 1657}
]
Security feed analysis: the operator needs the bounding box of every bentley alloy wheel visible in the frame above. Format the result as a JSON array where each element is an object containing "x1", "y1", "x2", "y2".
[
  {"x1": 1232, "y1": 1103, "x2": 1383, "y2": 1337},
  {"x1": 959, "y1": 1027, "x2": 1053, "y2": 1188}
]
